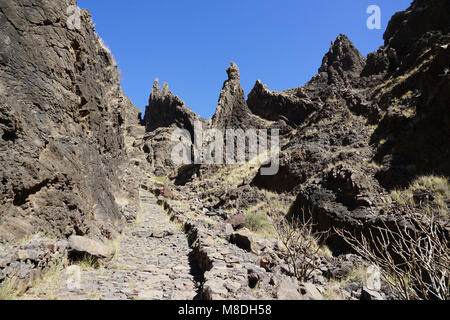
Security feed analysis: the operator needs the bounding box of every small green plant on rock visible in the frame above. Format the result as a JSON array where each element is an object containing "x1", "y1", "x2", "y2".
[
  {"x1": 0, "y1": 278, "x2": 26, "y2": 300},
  {"x1": 151, "y1": 176, "x2": 170, "y2": 186},
  {"x1": 244, "y1": 209, "x2": 274, "y2": 237},
  {"x1": 389, "y1": 175, "x2": 449, "y2": 217},
  {"x1": 76, "y1": 254, "x2": 101, "y2": 270},
  {"x1": 1, "y1": 258, "x2": 68, "y2": 300}
]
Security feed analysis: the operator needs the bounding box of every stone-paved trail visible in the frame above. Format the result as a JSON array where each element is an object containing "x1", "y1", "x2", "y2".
[{"x1": 23, "y1": 189, "x2": 202, "y2": 300}]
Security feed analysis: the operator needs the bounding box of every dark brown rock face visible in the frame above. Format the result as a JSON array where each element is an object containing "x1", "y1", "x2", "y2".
[
  {"x1": 0, "y1": 0, "x2": 140, "y2": 244},
  {"x1": 141, "y1": 80, "x2": 202, "y2": 177},
  {"x1": 313, "y1": 34, "x2": 366, "y2": 86},
  {"x1": 384, "y1": 0, "x2": 450, "y2": 58},
  {"x1": 212, "y1": 62, "x2": 253, "y2": 130},
  {"x1": 371, "y1": 0, "x2": 450, "y2": 183},
  {"x1": 246, "y1": 34, "x2": 367, "y2": 134},
  {"x1": 249, "y1": 0, "x2": 449, "y2": 253},
  {"x1": 144, "y1": 79, "x2": 198, "y2": 136},
  {"x1": 247, "y1": 80, "x2": 318, "y2": 128}
]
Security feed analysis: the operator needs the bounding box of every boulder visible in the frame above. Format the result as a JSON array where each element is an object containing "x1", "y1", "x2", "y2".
[
  {"x1": 202, "y1": 279, "x2": 228, "y2": 300},
  {"x1": 0, "y1": 237, "x2": 68, "y2": 285},
  {"x1": 246, "y1": 264, "x2": 266, "y2": 288},
  {"x1": 68, "y1": 236, "x2": 115, "y2": 262},
  {"x1": 230, "y1": 228, "x2": 254, "y2": 252},
  {"x1": 360, "y1": 287, "x2": 384, "y2": 301},
  {"x1": 300, "y1": 283, "x2": 324, "y2": 300},
  {"x1": 276, "y1": 278, "x2": 302, "y2": 300}
]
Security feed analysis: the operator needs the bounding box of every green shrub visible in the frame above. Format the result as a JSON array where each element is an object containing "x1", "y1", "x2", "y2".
[
  {"x1": 244, "y1": 210, "x2": 274, "y2": 236},
  {"x1": 390, "y1": 175, "x2": 449, "y2": 217}
]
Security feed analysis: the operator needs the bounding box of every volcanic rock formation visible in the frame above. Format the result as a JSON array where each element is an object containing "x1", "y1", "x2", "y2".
[
  {"x1": 0, "y1": 0, "x2": 144, "y2": 244},
  {"x1": 144, "y1": 79, "x2": 199, "y2": 136},
  {"x1": 249, "y1": 0, "x2": 450, "y2": 252},
  {"x1": 0, "y1": 0, "x2": 448, "y2": 301},
  {"x1": 212, "y1": 62, "x2": 254, "y2": 130}
]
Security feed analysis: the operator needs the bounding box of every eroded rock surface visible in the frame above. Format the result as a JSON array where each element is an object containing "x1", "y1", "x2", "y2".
[
  {"x1": 0, "y1": 0, "x2": 142, "y2": 244},
  {"x1": 248, "y1": 0, "x2": 449, "y2": 253},
  {"x1": 212, "y1": 62, "x2": 254, "y2": 130},
  {"x1": 144, "y1": 79, "x2": 199, "y2": 136}
]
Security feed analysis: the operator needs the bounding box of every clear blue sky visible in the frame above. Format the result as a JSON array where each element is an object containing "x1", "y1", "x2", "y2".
[{"x1": 78, "y1": 0, "x2": 412, "y2": 119}]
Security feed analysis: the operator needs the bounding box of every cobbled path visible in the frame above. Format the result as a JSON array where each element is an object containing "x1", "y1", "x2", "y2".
[{"x1": 23, "y1": 190, "x2": 202, "y2": 300}]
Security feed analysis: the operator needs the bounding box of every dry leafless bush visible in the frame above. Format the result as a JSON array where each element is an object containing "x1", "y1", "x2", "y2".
[
  {"x1": 336, "y1": 208, "x2": 449, "y2": 300},
  {"x1": 274, "y1": 208, "x2": 329, "y2": 282}
]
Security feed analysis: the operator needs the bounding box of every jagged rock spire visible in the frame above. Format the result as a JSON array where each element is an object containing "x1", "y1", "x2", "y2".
[
  {"x1": 316, "y1": 34, "x2": 366, "y2": 86},
  {"x1": 149, "y1": 78, "x2": 172, "y2": 103},
  {"x1": 143, "y1": 78, "x2": 198, "y2": 134},
  {"x1": 211, "y1": 62, "x2": 252, "y2": 129},
  {"x1": 227, "y1": 62, "x2": 241, "y2": 81}
]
